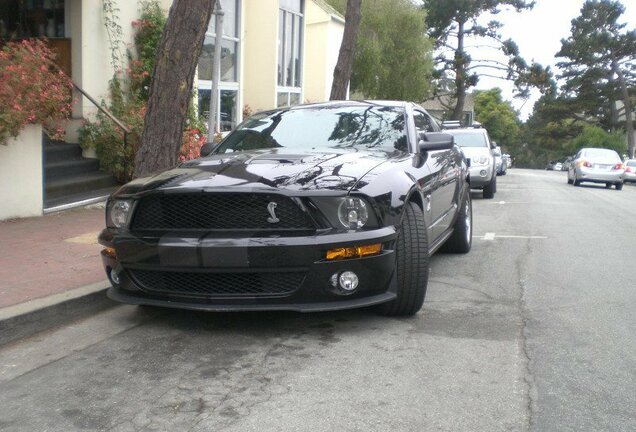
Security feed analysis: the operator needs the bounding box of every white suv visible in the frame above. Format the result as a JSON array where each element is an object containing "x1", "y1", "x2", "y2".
[{"x1": 445, "y1": 128, "x2": 497, "y2": 198}]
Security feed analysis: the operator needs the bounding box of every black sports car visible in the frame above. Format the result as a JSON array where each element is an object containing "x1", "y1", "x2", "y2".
[{"x1": 99, "y1": 101, "x2": 472, "y2": 316}]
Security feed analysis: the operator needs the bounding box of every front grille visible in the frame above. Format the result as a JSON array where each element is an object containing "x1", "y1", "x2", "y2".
[
  {"x1": 130, "y1": 193, "x2": 314, "y2": 231},
  {"x1": 128, "y1": 269, "x2": 305, "y2": 298}
]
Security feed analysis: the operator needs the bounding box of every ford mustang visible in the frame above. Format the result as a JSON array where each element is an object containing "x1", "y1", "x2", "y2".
[{"x1": 99, "y1": 101, "x2": 472, "y2": 316}]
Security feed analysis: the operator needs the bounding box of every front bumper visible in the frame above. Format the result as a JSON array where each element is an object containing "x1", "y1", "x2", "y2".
[
  {"x1": 99, "y1": 227, "x2": 398, "y2": 312},
  {"x1": 468, "y1": 165, "x2": 493, "y2": 188}
]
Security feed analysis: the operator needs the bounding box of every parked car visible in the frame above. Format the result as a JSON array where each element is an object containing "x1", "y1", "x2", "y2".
[
  {"x1": 546, "y1": 160, "x2": 558, "y2": 170},
  {"x1": 553, "y1": 162, "x2": 563, "y2": 171},
  {"x1": 624, "y1": 159, "x2": 636, "y2": 184},
  {"x1": 493, "y1": 145, "x2": 508, "y2": 175},
  {"x1": 562, "y1": 156, "x2": 574, "y2": 171},
  {"x1": 99, "y1": 101, "x2": 472, "y2": 316},
  {"x1": 503, "y1": 153, "x2": 512, "y2": 169},
  {"x1": 567, "y1": 147, "x2": 625, "y2": 190},
  {"x1": 444, "y1": 127, "x2": 497, "y2": 198}
]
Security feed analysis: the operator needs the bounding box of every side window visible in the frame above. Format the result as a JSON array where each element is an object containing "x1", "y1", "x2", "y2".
[{"x1": 413, "y1": 111, "x2": 435, "y2": 133}]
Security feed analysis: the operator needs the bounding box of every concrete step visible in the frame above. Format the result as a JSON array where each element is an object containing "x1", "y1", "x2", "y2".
[
  {"x1": 45, "y1": 172, "x2": 119, "y2": 201},
  {"x1": 45, "y1": 158, "x2": 101, "y2": 180},
  {"x1": 44, "y1": 142, "x2": 83, "y2": 163}
]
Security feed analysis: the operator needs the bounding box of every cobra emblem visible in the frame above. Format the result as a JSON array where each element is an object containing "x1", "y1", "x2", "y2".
[{"x1": 266, "y1": 202, "x2": 280, "y2": 224}]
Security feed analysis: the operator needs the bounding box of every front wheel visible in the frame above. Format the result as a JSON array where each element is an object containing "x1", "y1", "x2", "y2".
[
  {"x1": 441, "y1": 190, "x2": 472, "y2": 254},
  {"x1": 376, "y1": 202, "x2": 428, "y2": 317},
  {"x1": 483, "y1": 175, "x2": 496, "y2": 199}
]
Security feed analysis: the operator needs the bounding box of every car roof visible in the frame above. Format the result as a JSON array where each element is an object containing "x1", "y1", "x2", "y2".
[
  {"x1": 251, "y1": 100, "x2": 412, "y2": 118},
  {"x1": 444, "y1": 128, "x2": 488, "y2": 135}
]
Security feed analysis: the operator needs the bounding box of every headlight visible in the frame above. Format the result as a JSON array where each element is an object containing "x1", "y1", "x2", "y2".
[
  {"x1": 338, "y1": 197, "x2": 369, "y2": 229},
  {"x1": 311, "y1": 196, "x2": 379, "y2": 230},
  {"x1": 107, "y1": 199, "x2": 132, "y2": 229},
  {"x1": 473, "y1": 155, "x2": 489, "y2": 166}
]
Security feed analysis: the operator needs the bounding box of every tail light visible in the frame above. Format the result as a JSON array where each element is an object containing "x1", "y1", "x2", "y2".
[
  {"x1": 578, "y1": 160, "x2": 592, "y2": 168},
  {"x1": 627, "y1": 167, "x2": 633, "y2": 173},
  {"x1": 614, "y1": 163, "x2": 624, "y2": 170}
]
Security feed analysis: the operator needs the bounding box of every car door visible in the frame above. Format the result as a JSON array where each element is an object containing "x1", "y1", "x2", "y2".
[{"x1": 413, "y1": 109, "x2": 457, "y2": 240}]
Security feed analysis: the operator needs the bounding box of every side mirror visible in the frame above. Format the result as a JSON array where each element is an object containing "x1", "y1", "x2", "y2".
[
  {"x1": 200, "y1": 142, "x2": 215, "y2": 157},
  {"x1": 418, "y1": 132, "x2": 454, "y2": 152}
]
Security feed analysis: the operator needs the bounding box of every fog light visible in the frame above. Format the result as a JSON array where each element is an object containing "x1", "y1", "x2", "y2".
[
  {"x1": 480, "y1": 169, "x2": 487, "y2": 177},
  {"x1": 110, "y1": 268, "x2": 120, "y2": 285},
  {"x1": 339, "y1": 271, "x2": 359, "y2": 292}
]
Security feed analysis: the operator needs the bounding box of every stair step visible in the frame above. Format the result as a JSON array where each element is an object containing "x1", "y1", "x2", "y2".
[
  {"x1": 45, "y1": 172, "x2": 119, "y2": 200},
  {"x1": 44, "y1": 142, "x2": 84, "y2": 162},
  {"x1": 45, "y1": 158, "x2": 101, "y2": 180}
]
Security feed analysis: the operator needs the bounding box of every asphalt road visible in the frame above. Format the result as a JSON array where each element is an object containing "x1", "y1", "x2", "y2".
[{"x1": 1, "y1": 169, "x2": 635, "y2": 432}]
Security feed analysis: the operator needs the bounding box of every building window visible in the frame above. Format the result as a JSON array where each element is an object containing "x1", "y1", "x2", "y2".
[
  {"x1": 0, "y1": 0, "x2": 66, "y2": 39},
  {"x1": 197, "y1": 0, "x2": 240, "y2": 131},
  {"x1": 198, "y1": 88, "x2": 238, "y2": 133},
  {"x1": 277, "y1": 0, "x2": 303, "y2": 107}
]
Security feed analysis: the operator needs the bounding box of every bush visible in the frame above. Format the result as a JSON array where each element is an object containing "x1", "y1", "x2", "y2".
[{"x1": 0, "y1": 39, "x2": 73, "y2": 145}]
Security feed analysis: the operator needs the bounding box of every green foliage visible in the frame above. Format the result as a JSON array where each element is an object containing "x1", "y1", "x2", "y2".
[
  {"x1": 474, "y1": 89, "x2": 521, "y2": 150},
  {"x1": 131, "y1": 1, "x2": 167, "y2": 99},
  {"x1": 102, "y1": 0, "x2": 125, "y2": 70},
  {"x1": 568, "y1": 125, "x2": 626, "y2": 155},
  {"x1": 78, "y1": 96, "x2": 144, "y2": 182},
  {"x1": 556, "y1": 0, "x2": 636, "y2": 132},
  {"x1": 423, "y1": 0, "x2": 553, "y2": 117},
  {"x1": 327, "y1": 0, "x2": 433, "y2": 100}
]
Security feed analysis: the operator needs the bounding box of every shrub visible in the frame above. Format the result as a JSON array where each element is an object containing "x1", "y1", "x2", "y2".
[{"x1": 0, "y1": 39, "x2": 73, "y2": 145}]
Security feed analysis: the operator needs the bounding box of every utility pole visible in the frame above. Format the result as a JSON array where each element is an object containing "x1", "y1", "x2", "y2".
[{"x1": 207, "y1": 0, "x2": 224, "y2": 138}]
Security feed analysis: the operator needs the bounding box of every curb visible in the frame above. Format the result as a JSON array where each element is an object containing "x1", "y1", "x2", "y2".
[{"x1": 0, "y1": 281, "x2": 116, "y2": 347}]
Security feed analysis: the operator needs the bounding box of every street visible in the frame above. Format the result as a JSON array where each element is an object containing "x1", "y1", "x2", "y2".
[{"x1": 1, "y1": 169, "x2": 635, "y2": 432}]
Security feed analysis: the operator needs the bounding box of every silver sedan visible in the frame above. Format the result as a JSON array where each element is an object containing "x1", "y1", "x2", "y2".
[
  {"x1": 624, "y1": 159, "x2": 636, "y2": 184},
  {"x1": 567, "y1": 148, "x2": 625, "y2": 190}
]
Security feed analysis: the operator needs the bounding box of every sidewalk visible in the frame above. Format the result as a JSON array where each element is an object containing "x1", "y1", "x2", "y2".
[{"x1": 0, "y1": 206, "x2": 113, "y2": 345}]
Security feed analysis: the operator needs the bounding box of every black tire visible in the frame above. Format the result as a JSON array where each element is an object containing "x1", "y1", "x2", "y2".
[
  {"x1": 616, "y1": 182, "x2": 623, "y2": 190},
  {"x1": 440, "y1": 190, "x2": 472, "y2": 254},
  {"x1": 573, "y1": 172, "x2": 581, "y2": 186},
  {"x1": 567, "y1": 176, "x2": 573, "y2": 184},
  {"x1": 483, "y1": 175, "x2": 496, "y2": 199},
  {"x1": 605, "y1": 183, "x2": 612, "y2": 189},
  {"x1": 376, "y1": 202, "x2": 428, "y2": 317}
]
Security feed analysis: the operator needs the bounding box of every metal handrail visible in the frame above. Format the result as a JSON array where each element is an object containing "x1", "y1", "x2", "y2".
[
  {"x1": 42, "y1": 54, "x2": 132, "y2": 148},
  {"x1": 72, "y1": 83, "x2": 131, "y2": 149}
]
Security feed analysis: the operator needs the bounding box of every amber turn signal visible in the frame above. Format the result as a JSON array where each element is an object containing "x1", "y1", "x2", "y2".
[
  {"x1": 326, "y1": 243, "x2": 382, "y2": 260},
  {"x1": 103, "y1": 247, "x2": 117, "y2": 258}
]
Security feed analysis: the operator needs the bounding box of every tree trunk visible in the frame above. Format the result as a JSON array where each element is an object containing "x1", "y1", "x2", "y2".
[
  {"x1": 613, "y1": 60, "x2": 635, "y2": 158},
  {"x1": 451, "y1": 20, "x2": 466, "y2": 122},
  {"x1": 134, "y1": 0, "x2": 215, "y2": 178},
  {"x1": 330, "y1": 0, "x2": 362, "y2": 100}
]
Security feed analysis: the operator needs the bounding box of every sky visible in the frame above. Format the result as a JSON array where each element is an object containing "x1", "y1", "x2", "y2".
[{"x1": 472, "y1": 0, "x2": 636, "y2": 121}]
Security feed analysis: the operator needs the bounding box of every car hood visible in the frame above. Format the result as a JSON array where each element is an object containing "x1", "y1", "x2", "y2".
[{"x1": 115, "y1": 149, "x2": 393, "y2": 196}]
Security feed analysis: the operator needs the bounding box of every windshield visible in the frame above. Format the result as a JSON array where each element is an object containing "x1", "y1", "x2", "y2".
[
  {"x1": 446, "y1": 131, "x2": 488, "y2": 148},
  {"x1": 215, "y1": 105, "x2": 408, "y2": 154}
]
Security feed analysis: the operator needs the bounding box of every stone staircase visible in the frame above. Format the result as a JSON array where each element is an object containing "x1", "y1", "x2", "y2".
[{"x1": 43, "y1": 138, "x2": 120, "y2": 210}]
